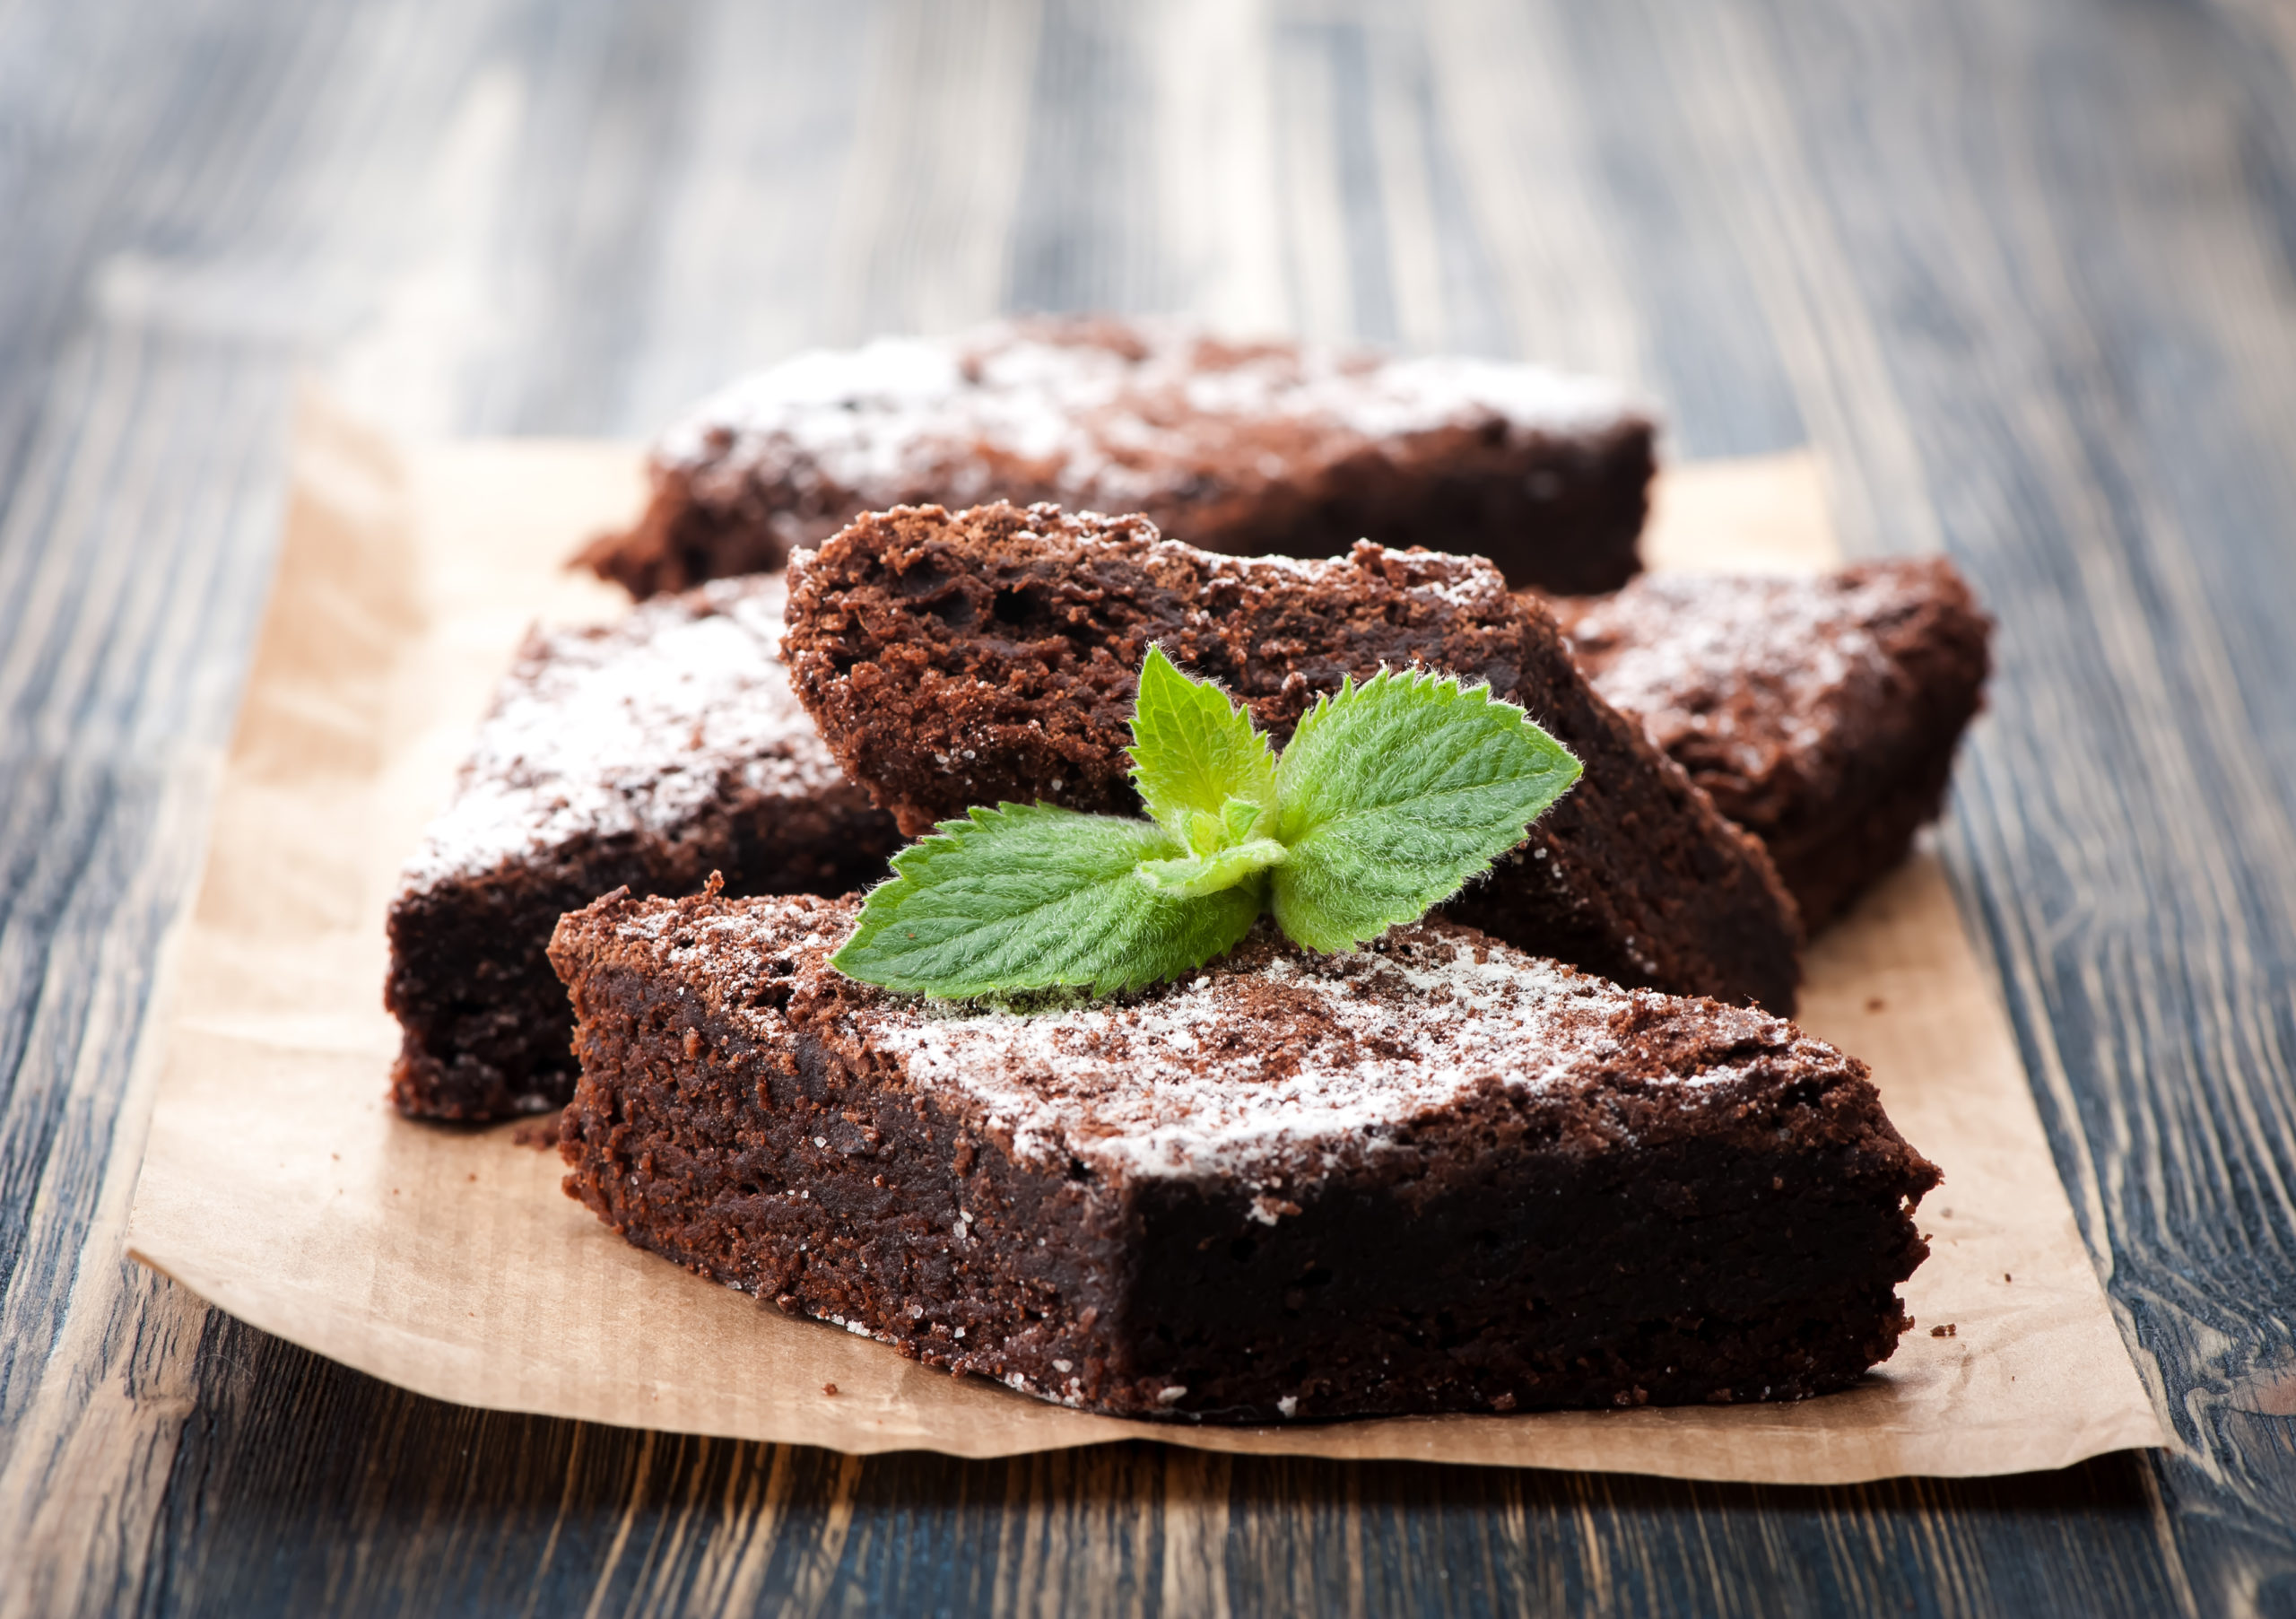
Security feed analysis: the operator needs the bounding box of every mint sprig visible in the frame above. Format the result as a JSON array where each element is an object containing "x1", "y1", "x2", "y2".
[{"x1": 831, "y1": 646, "x2": 1581, "y2": 998}]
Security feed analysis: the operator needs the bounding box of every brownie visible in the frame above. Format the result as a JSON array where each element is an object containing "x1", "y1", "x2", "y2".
[
  {"x1": 576, "y1": 317, "x2": 1655, "y2": 597},
  {"x1": 552, "y1": 889, "x2": 1938, "y2": 1423},
  {"x1": 385, "y1": 576, "x2": 899, "y2": 1119},
  {"x1": 1548, "y1": 561, "x2": 1992, "y2": 928},
  {"x1": 780, "y1": 501, "x2": 1804, "y2": 1012}
]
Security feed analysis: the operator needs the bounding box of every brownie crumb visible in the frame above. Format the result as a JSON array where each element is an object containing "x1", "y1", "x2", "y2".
[
  {"x1": 509, "y1": 1113, "x2": 564, "y2": 1150},
  {"x1": 1548, "y1": 561, "x2": 1992, "y2": 928},
  {"x1": 782, "y1": 501, "x2": 1802, "y2": 1011},
  {"x1": 579, "y1": 317, "x2": 1655, "y2": 596},
  {"x1": 385, "y1": 574, "x2": 899, "y2": 1120},
  {"x1": 550, "y1": 888, "x2": 1937, "y2": 1423}
]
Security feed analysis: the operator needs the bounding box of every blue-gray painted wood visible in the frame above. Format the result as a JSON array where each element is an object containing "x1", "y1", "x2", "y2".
[{"x1": 2, "y1": 0, "x2": 2293, "y2": 1612}]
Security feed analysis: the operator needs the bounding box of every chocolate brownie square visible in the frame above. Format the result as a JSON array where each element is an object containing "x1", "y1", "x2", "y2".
[
  {"x1": 779, "y1": 501, "x2": 1804, "y2": 1012},
  {"x1": 552, "y1": 889, "x2": 1938, "y2": 1422},
  {"x1": 385, "y1": 576, "x2": 898, "y2": 1119},
  {"x1": 1549, "y1": 561, "x2": 1992, "y2": 927},
  {"x1": 576, "y1": 318, "x2": 1654, "y2": 597}
]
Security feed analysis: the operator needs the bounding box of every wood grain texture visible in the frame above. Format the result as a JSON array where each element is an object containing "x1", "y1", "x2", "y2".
[{"x1": 2, "y1": 0, "x2": 2293, "y2": 1611}]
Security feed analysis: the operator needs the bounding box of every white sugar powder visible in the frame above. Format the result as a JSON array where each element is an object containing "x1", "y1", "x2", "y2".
[
  {"x1": 651, "y1": 319, "x2": 1646, "y2": 515},
  {"x1": 400, "y1": 577, "x2": 847, "y2": 893},
  {"x1": 625, "y1": 901, "x2": 1805, "y2": 1189},
  {"x1": 1566, "y1": 572, "x2": 1900, "y2": 782}
]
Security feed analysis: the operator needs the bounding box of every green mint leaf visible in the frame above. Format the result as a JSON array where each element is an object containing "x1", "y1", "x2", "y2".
[
  {"x1": 1269, "y1": 668, "x2": 1581, "y2": 953},
  {"x1": 1127, "y1": 645, "x2": 1277, "y2": 840},
  {"x1": 1134, "y1": 838, "x2": 1288, "y2": 900},
  {"x1": 836, "y1": 650, "x2": 1585, "y2": 1001},
  {"x1": 831, "y1": 802, "x2": 1261, "y2": 997}
]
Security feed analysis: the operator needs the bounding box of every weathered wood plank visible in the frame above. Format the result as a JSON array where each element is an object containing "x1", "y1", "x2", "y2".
[
  {"x1": 1690, "y1": 3, "x2": 2296, "y2": 1608},
  {"x1": 4, "y1": 0, "x2": 2296, "y2": 1611},
  {"x1": 100, "y1": 1335, "x2": 2195, "y2": 1616}
]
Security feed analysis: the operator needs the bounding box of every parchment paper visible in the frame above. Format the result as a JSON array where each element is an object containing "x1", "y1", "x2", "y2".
[{"x1": 124, "y1": 391, "x2": 2166, "y2": 1481}]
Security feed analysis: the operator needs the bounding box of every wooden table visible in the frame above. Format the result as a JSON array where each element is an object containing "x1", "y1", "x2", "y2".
[{"x1": 4, "y1": 1, "x2": 2292, "y2": 1611}]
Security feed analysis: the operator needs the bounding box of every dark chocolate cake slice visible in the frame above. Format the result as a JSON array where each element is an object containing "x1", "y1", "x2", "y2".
[
  {"x1": 385, "y1": 576, "x2": 898, "y2": 1119},
  {"x1": 552, "y1": 889, "x2": 1938, "y2": 1423},
  {"x1": 780, "y1": 501, "x2": 1804, "y2": 1012},
  {"x1": 1549, "y1": 561, "x2": 1992, "y2": 927},
  {"x1": 577, "y1": 317, "x2": 1655, "y2": 597}
]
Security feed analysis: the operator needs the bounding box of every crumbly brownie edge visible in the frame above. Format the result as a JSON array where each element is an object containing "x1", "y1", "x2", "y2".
[{"x1": 779, "y1": 502, "x2": 1533, "y2": 828}]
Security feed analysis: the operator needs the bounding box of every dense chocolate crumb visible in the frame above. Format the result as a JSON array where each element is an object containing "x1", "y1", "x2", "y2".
[
  {"x1": 509, "y1": 1113, "x2": 565, "y2": 1150},
  {"x1": 576, "y1": 317, "x2": 1654, "y2": 596},
  {"x1": 781, "y1": 501, "x2": 1803, "y2": 1011},
  {"x1": 552, "y1": 889, "x2": 1938, "y2": 1423},
  {"x1": 1548, "y1": 560, "x2": 1992, "y2": 927}
]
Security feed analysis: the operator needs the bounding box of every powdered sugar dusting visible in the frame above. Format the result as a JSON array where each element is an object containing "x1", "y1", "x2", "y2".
[
  {"x1": 1559, "y1": 571, "x2": 1900, "y2": 779},
  {"x1": 613, "y1": 897, "x2": 1810, "y2": 1190},
  {"x1": 1296, "y1": 353, "x2": 1632, "y2": 440},
  {"x1": 877, "y1": 936, "x2": 1644, "y2": 1182},
  {"x1": 400, "y1": 577, "x2": 847, "y2": 892},
  {"x1": 654, "y1": 319, "x2": 1645, "y2": 517}
]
